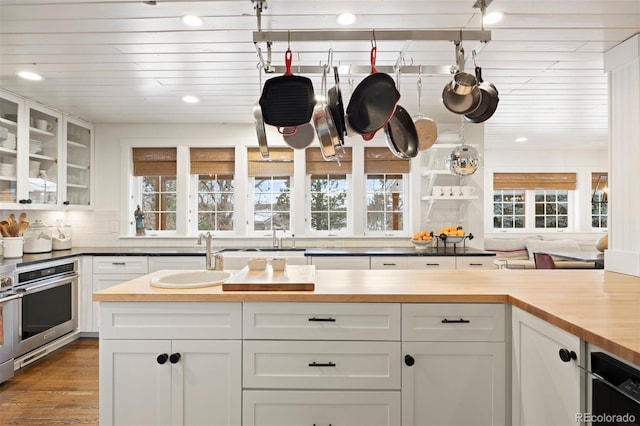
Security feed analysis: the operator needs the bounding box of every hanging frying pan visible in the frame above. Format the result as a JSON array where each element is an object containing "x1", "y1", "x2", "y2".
[
  {"x1": 283, "y1": 122, "x2": 315, "y2": 149},
  {"x1": 254, "y1": 65, "x2": 269, "y2": 159},
  {"x1": 384, "y1": 105, "x2": 419, "y2": 159},
  {"x1": 442, "y1": 72, "x2": 482, "y2": 115},
  {"x1": 328, "y1": 66, "x2": 347, "y2": 145},
  {"x1": 259, "y1": 48, "x2": 315, "y2": 133},
  {"x1": 464, "y1": 66, "x2": 499, "y2": 123},
  {"x1": 313, "y1": 65, "x2": 341, "y2": 162},
  {"x1": 346, "y1": 46, "x2": 400, "y2": 139},
  {"x1": 413, "y1": 71, "x2": 438, "y2": 151}
]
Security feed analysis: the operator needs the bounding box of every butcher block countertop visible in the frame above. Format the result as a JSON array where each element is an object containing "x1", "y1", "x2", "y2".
[{"x1": 94, "y1": 269, "x2": 640, "y2": 366}]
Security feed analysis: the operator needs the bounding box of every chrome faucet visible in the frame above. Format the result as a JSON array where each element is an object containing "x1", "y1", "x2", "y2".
[
  {"x1": 272, "y1": 226, "x2": 283, "y2": 248},
  {"x1": 197, "y1": 232, "x2": 223, "y2": 270}
]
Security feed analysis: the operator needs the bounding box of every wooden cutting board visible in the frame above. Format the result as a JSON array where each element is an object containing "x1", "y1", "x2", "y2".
[{"x1": 222, "y1": 265, "x2": 315, "y2": 291}]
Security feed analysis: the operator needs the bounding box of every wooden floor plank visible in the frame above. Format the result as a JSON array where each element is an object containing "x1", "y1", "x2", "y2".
[{"x1": 0, "y1": 338, "x2": 99, "y2": 425}]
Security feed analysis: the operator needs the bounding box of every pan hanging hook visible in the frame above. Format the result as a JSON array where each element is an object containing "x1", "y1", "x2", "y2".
[
  {"x1": 371, "y1": 29, "x2": 377, "y2": 49},
  {"x1": 472, "y1": 48, "x2": 478, "y2": 68},
  {"x1": 287, "y1": 29, "x2": 290, "y2": 50},
  {"x1": 326, "y1": 48, "x2": 334, "y2": 68}
]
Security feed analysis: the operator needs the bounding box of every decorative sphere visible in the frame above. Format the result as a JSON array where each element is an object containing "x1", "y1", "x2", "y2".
[{"x1": 446, "y1": 145, "x2": 480, "y2": 176}]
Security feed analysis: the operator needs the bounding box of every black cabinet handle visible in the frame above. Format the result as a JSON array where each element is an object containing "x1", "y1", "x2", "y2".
[
  {"x1": 156, "y1": 353, "x2": 169, "y2": 365},
  {"x1": 308, "y1": 362, "x2": 336, "y2": 367},
  {"x1": 170, "y1": 353, "x2": 181, "y2": 364},
  {"x1": 404, "y1": 354, "x2": 415, "y2": 366},
  {"x1": 63, "y1": 201, "x2": 70, "y2": 205},
  {"x1": 308, "y1": 317, "x2": 336, "y2": 322},
  {"x1": 442, "y1": 318, "x2": 470, "y2": 324},
  {"x1": 559, "y1": 348, "x2": 577, "y2": 362}
]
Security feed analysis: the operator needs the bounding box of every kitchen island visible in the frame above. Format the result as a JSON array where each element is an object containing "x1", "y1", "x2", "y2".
[{"x1": 94, "y1": 268, "x2": 640, "y2": 426}]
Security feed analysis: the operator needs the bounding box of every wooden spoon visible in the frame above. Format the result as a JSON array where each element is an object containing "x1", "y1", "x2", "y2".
[
  {"x1": 0, "y1": 221, "x2": 10, "y2": 238},
  {"x1": 18, "y1": 220, "x2": 29, "y2": 237}
]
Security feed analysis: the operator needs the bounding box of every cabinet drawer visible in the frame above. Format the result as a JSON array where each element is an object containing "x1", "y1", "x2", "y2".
[
  {"x1": 310, "y1": 256, "x2": 370, "y2": 269},
  {"x1": 243, "y1": 340, "x2": 400, "y2": 390},
  {"x1": 100, "y1": 302, "x2": 241, "y2": 340},
  {"x1": 456, "y1": 256, "x2": 496, "y2": 270},
  {"x1": 243, "y1": 390, "x2": 401, "y2": 426},
  {"x1": 243, "y1": 302, "x2": 401, "y2": 341},
  {"x1": 407, "y1": 256, "x2": 456, "y2": 270},
  {"x1": 402, "y1": 303, "x2": 505, "y2": 342},
  {"x1": 370, "y1": 256, "x2": 409, "y2": 269},
  {"x1": 93, "y1": 256, "x2": 148, "y2": 274}
]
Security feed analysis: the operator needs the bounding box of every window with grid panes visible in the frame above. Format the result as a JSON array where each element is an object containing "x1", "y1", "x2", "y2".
[
  {"x1": 364, "y1": 148, "x2": 409, "y2": 233},
  {"x1": 493, "y1": 190, "x2": 525, "y2": 229},
  {"x1": 133, "y1": 148, "x2": 177, "y2": 232},
  {"x1": 591, "y1": 172, "x2": 608, "y2": 229},
  {"x1": 534, "y1": 190, "x2": 569, "y2": 229},
  {"x1": 306, "y1": 148, "x2": 351, "y2": 232},
  {"x1": 190, "y1": 148, "x2": 235, "y2": 231},
  {"x1": 248, "y1": 148, "x2": 293, "y2": 231}
]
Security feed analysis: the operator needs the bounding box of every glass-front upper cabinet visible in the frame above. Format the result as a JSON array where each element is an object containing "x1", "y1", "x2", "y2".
[
  {"x1": 63, "y1": 116, "x2": 93, "y2": 208},
  {"x1": 23, "y1": 102, "x2": 62, "y2": 206},
  {"x1": 0, "y1": 91, "x2": 22, "y2": 205}
]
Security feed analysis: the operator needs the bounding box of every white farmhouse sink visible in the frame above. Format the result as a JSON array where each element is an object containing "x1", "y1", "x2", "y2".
[{"x1": 150, "y1": 270, "x2": 233, "y2": 289}]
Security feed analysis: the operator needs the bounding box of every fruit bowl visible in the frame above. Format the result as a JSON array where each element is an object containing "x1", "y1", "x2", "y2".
[{"x1": 411, "y1": 239, "x2": 432, "y2": 250}]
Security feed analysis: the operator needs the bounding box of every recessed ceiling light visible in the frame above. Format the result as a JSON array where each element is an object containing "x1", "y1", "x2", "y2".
[
  {"x1": 515, "y1": 137, "x2": 528, "y2": 143},
  {"x1": 182, "y1": 95, "x2": 199, "y2": 104},
  {"x1": 336, "y1": 12, "x2": 357, "y2": 26},
  {"x1": 483, "y1": 11, "x2": 503, "y2": 25},
  {"x1": 18, "y1": 71, "x2": 43, "y2": 81},
  {"x1": 181, "y1": 15, "x2": 203, "y2": 27}
]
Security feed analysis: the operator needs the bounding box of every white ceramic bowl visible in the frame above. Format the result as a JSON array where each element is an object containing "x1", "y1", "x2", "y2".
[
  {"x1": 247, "y1": 257, "x2": 267, "y2": 270},
  {"x1": 270, "y1": 258, "x2": 287, "y2": 271},
  {"x1": 411, "y1": 239, "x2": 432, "y2": 250}
]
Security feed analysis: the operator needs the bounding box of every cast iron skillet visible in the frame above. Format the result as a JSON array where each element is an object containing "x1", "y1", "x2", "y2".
[
  {"x1": 346, "y1": 47, "x2": 400, "y2": 139},
  {"x1": 259, "y1": 49, "x2": 315, "y2": 133}
]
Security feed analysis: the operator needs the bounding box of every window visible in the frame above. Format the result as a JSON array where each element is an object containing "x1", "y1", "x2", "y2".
[
  {"x1": 364, "y1": 148, "x2": 409, "y2": 233},
  {"x1": 306, "y1": 148, "x2": 351, "y2": 232},
  {"x1": 133, "y1": 148, "x2": 177, "y2": 232},
  {"x1": 591, "y1": 172, "x2": 608, "y2": 229},
  {"x1": 493, "y1": 172, "x2": 576, "y2": 232},
  {"x1": 493, "y1": 190, "x2": 525, "y2": 229},
  {"x1": 534, "y1": 190, "x2": 569, "y2": 229},
  {"x1": 248, "y1": 148, "x2": 293, "y2": 231},
  {"x1": 190, "y1": 148, "x2": 235, "y2": 231}
]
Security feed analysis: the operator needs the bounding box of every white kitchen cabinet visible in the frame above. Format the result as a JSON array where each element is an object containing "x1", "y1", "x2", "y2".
[
  {"x1": 148, "y1": 255, "x2": 205, "y2": 272},
  {"x1": 512, "y1": 306, "x2": 585, "y2": 426},
  {"x1": 370, "y1": 256, "x2": 409, "y2": 269},
  {"x1": 90, "y1": 256, "x2": 148, "y2": 332},
  {"x1": 243, "y1": 390, "x2": 401, "y2": 426},
  {"x1": 100, "y1": 339, "x2": 241, "y2": 426},
  {"x1": 99, "y1": 302, "x2": 242, "y2": 426},
  {"x1": 407, "y1": 256, "x2": 456, "y2": 270},
  {"x1": 310, "y1": 255, "x2": 370, "y2": 269},
  {"x1": 402, "y1": 304, "x2": 506, "y2": 426},
  {"x1": 62, "y1": 115, "x2": 93, "y2": 208},
  {"x1": 456, "y1": 255, "x2": 496, "y2": 270},
  {"x1": 0, "y1": 90, "x2": 23, "y2": 206}
]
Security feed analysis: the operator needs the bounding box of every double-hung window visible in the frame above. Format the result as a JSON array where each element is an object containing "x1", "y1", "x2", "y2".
[
  {"x1": 492, "y1": 172, "x2": 576, "y2": 231},
  {"x1": 591, "y1": 172, "x2": 608, "y2": 229},
  {"x1": 306, "y1": 147, "x2": 351, "y2": 232},
  {"x1": 132, "y1": 148, "x2": 177, "y2": 232},
  {"x1": 248, "y1": 148, "x2": 293, "y2": 231},
  {"x1": 190, "y1": 148, "x2": 235, "y2": 232},
  {"x1": 364, "y1": 147, "x2": 410, "y2": 234}
]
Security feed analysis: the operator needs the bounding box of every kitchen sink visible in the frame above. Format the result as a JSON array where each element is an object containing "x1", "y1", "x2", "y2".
[
  {"x1": 150, "y1": 270, "x2": 233, "y2": 289},
  {"x1": 220, "y1": 249, "x2": 306, "y2": 257},
  {"x1": 220, "y1": 248, "x2": 306, "y2": 253}
]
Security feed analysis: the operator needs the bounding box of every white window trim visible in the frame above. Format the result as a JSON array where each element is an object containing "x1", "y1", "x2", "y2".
[
  {"x1": 364, "y1": 172, "x2": 411, "y2": 237},
  {"x1": 188, "y1": 173, "x2": 238, "y2": 237},
  {"x1": 305, "y1": 173, "x2": 353, "y2": 236}
]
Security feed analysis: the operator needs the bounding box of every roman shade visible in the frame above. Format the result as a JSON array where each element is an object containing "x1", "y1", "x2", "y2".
[
  {"x1": 247, "y1": 147, "x2": 294, "y2": 176},
  {"x1": 190, "y1": 148, "x2": 235, "y2": 175},
  {"x1": 132, "y1": 148, "x2": 176, "y2": 176},
  {"x1": 305, "y1": 147, "x2": 353, "y2": 174},
  {"x1": 493, "y1": 172, "x2": 576, "y2": 190},
  {"x1": 364, "y1": 147, "x2": 410, "y2": 174}
]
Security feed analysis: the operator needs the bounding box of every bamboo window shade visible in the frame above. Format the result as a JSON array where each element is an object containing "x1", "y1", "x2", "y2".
[
  {"x1": 364, "y1": 147, "x2": 410, "y2": 174},
  {"x1": 247, "y1": 147, "x2": 294, "y2": 176},
  {"x1": 493, "y1": 172, "x2": 577, "y2": 190},
  {"x1": 591, "y1": 172, "x2": 608, "y2": 190},
  {"x1": 132, "y1": 148, "x2": 176, "y2": 176},
  {"x1": 305, "y1": 147, "x2": 352, "y2": 174},
  {"x1": 190, "y1": 148, "x2": 235, "y2": 175}
]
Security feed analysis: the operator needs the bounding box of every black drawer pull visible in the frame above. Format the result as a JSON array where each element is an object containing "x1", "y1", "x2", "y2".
[
  {"x1": 169, "y1": 353, "x2": 181, "y2": 364},
  {"x1": 559, "y1": 348, "x2": 577, "y2": 362},
  {"x1": 309, "y1": 362, "x2": 336, "y2": 367},
  {"x1": 426, "y1": 263, "x2": 440, "y2": 266},
  {"x1": 382, "y1": 263, "x2": 397, "y2": 266},
  {"x1": 308, "y1": 317, "x2": 336, "y2": 322},
  {"x1": 442, "y1": 318, "x2": 470, "y2": 324},
  {"x1": 468, "y1": 263, "x2": 484, "y2": 266},
  {"x1": 156, "y1": 353, "x2": 168, "y2": 365},
  {"x1": 111, "y1": 262, "x2": 126, "y2": 266}
]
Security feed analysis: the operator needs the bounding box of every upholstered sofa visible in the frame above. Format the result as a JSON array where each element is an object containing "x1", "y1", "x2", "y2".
[{"x1": 484, "y1": 235, "x2": 600, "y2": 269}]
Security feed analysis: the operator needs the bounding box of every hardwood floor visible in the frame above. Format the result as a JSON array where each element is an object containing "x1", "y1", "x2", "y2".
[{"x1": 0, "y1": 338, "x2": 99, "y2": 425}]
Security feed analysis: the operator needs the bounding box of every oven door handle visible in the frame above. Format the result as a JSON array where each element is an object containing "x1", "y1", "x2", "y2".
[
  {"x1": 0, "y1": 293, "x2": 21, "y2": 303},
  {"x1": 16, "y1": 274, "x2": 78, "y2": 295}
]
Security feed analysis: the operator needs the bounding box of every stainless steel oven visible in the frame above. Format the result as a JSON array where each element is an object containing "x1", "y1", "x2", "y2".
[
  {"x1": 0, "y1": 263, "x2": 17, "y2": 384},
  {"x1": 14, "y1": 260, "x2": 78, "y2": 359}
]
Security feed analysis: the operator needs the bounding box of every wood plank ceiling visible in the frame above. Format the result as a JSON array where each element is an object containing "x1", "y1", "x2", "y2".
[{"x1": 0, "y1": 0, "x2": 639, "y2": 150}]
